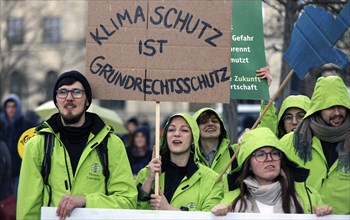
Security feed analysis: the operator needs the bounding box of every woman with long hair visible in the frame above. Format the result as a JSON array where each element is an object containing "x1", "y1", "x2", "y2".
[
  {"x1": 135, "y1": 113, "x2": 223, "y2": 211},
  {"x1": 212, "y1": 127, "x2": 332, "y2": 216}
]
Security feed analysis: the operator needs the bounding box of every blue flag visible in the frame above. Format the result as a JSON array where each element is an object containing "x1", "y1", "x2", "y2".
[{"x1": 284, "y1": 3, "x2": 350, "y2": 79}]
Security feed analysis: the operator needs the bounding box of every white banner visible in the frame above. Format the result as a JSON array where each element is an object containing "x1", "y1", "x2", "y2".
[{"x1": 41, "y1": 207, "x2": 348, "y2": 220}]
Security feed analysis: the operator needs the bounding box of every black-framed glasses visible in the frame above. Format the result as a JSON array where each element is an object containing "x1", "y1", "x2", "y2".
[
  {"x1": 283, "y1": 112, "x2": 305, "y2": 124},
  {"x1": 56, "y1": 89, "x2": 85, "y2": 99},
  {"x1": 252, "y1": 150, "x2": 282, "y2": 162}
]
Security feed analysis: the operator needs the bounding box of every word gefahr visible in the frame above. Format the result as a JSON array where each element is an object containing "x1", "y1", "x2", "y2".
[
  {"x1": 90, "y1": 5, "x2": 223, "y2": 47},
  {"x1": 232, "y1": 34, "x2": 254, "y2": 41},
  {"x1": 89, "y1": 56, "x2": 230, "y2": 95}
]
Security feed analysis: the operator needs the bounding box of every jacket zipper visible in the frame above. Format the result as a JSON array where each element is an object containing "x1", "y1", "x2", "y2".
[
  {"x1": 63, "y1": 147, "x2": 72, "y2": 191},
  {"x1": 304, "y1": 182, "x2": 313, "y2": 214}
]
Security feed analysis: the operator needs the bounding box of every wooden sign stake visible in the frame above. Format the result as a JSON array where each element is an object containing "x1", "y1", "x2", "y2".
[
  {"x1": 154, "y1": 101, "x2": 161, "y2": 195},
  {"x1": 216, "y1": 70, "x2": 295, "y2": 183}
]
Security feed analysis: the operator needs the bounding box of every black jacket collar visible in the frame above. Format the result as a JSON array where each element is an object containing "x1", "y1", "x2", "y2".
[
  {"x1": 42, "y1": 112, "x2": 106, "y2": 136},
  {"x1": 161, "y1": 151, "x2": 198, "y2": 179}
]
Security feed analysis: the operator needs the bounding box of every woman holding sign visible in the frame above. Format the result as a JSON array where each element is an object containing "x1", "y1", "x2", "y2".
[
  {"x1": 135, "y1": 113, "x2": 223, "y2": 211},
  {"x1": 211, "y1": 127, "x2": 332, "y2": 216}
]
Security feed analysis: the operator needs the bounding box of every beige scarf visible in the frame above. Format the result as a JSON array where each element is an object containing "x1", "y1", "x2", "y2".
[{"x1": 233, "y1": 176, "x2": 297, "y2": 213}]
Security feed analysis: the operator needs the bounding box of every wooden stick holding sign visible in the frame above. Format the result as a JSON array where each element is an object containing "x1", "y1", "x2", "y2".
[
  {"x1": 215, "y1": 70, "x2": 295, "y2": 183},
  {"x1": 85, "y1": 0, "x2": 232, "y2": 192},
  {"x1": 251, "y1": 70, "x2": 295, "y2": 129},
  {"x1": 154, "y1": 101, "x2": 161, "y2": 195},
  {"x1": 216, "y1": 2, "x2": 350, "y2": 183}
]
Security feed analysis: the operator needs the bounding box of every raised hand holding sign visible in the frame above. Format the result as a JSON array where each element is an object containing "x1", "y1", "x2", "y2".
[{"x1": 218, "y1": 2, "x2": 350, "y2": 183}]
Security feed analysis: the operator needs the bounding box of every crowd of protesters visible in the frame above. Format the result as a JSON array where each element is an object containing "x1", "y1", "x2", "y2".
[{"x1": 0, "y1": 70, "x2": 349, "y2": 220}]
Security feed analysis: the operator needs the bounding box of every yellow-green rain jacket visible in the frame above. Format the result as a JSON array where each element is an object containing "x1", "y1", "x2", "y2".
[
  {"x1": 259, "y1": 95, "x2": 310, "y2": 138},
  {"x1": 17, "y1": 113, "x2": 137, "y2": 219},
  {"x1": 193, "y1": 108, "x2": 235, "y2": 191},
  {"x1": 135, "y1": 113, "x2": 224, "y2": 211},
  {"x1": 222, "y1": 127, "x2": 323, "y2": 214},
  {"x1": 280, "y1": 76, "x2": 350, "y2": 214}
]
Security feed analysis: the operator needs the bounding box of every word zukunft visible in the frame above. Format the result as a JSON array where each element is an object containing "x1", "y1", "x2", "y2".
[{"x1": 90, "y1": 56, "x2": 230, "y2": 95}]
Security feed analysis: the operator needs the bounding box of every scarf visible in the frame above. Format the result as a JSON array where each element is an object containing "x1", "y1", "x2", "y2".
[
  {"x1": 233, "y1": 176, "x2": 286, "y2": 213},
  {"x1": 294, "y1": 114, "x2": 350, "y2": 173}
]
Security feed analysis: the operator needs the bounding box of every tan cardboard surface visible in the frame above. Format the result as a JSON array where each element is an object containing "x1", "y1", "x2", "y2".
[{"x1": 86, "y1": 0, "x2": 232, "y2": 103}]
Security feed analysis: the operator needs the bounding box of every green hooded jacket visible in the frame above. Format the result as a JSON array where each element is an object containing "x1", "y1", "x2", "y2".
[
  {"x1": 192, "y1": 108, "x2": 235, "y2": 191},
  {"x1": 135, "y1": 113, "x2": 224, "y2": 211},
  {"x1": 280, "y1": 76, "x2": 350, "y2": 214},
  {"x1": 259, "y1": 95, "x2": 310, "y2": 138},
  {"x1": 258, "y1": 101, "x2": 278, "y2": 135},
  {"x1": 17, "y1": 113, "x2": 137, "y2": 219},
  {"x1": 221, "y1": 127, "x2": 323, "y2": 213}
]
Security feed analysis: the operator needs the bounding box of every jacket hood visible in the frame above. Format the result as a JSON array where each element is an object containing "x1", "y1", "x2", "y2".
[
  {"x1": 134, "y1": 125, "x2": 150, "y2": 148},
  {"x1": 2, "y1": 93, "x2": 23, "y2": 122},
  {"x1": 192, "y1": 107, "x2": 229, "y2": 139},
  {"x1": 228, "y1": 128, "x2": 309, "y2": 189},
  {"x1": 234, "y1": 127, "x2": 287, "y2": 172},
  {"x1": 305, "y1": 76, "x2": 350, "y2": 118},
  {"x1": 277, "y1": 95, "x2": 310, "y2": 122},
  {"x1": 160, "y1": 113, "x2": 200, "y2": 154}
]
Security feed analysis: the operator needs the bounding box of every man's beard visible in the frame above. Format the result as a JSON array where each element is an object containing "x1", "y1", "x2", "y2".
[{"x1": 61, "y1": 110, "x2": 85, "y2": 125}]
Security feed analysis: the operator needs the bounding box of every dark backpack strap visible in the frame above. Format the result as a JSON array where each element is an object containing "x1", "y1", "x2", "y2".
[
  {"x1": 41, "y1": 133, "x2": 54, "y2": 206},
  {"x1": 96, "y1": 135, "x2": 110, "y2": 195}
]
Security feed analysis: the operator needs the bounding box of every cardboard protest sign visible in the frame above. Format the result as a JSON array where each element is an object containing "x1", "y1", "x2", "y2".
[
  {"x1": 230, "y1": 0, "x2": 270, "y2": 100},
  {"x1": 284, "y1": 2, "x2": 350, "y2": 79},
  {"x1": 86, "y1": 0, "x2": 232, "y2": 103}
]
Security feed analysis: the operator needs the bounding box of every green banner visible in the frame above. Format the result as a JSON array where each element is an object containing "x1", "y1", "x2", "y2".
[{"x1": 230, "y1": 0, "x2": 270, "y2": 100}]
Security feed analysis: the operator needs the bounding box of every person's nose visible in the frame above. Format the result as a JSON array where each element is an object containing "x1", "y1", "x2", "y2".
[
  {"x1": 291, "y1": 115, "x2": 298, "y2": 124},
  {"x1": 174, "y1": 129, "x2": 181, "y2": 136},
  {"x1": 66, "y1": 91, "x2": 74, "y2": 100},
  {"x1": 333, "y1": 107, "x2": 340, "y2": 115},
  {"x1": 266, "y1": 153, "x2": 273, "y2": 161}
]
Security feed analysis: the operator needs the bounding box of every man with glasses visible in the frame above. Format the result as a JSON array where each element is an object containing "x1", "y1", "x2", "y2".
[
  {"x1": 280, "y1": 75, "x2": 350, "y2": 214},
  {"x1": 17, "y1": 70, "x2": 137, "y2": 219}
]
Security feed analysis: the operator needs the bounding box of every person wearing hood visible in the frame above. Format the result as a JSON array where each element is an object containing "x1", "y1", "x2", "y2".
[
  {"x1": 192, "y1": 67, "x2": 272, "y2": 188},
  {"x1": 280, "y1": 75, "x2": 350, "y2": 214},
  {"x1": 211, "y1": 127, "x2": 332, "y2": 216},
  {"x1": 192, "y1": 108, "x2": 234, "y2": 190},
  {"x1": 135, "y1": 113, "x2": 223, "y2": 211},
  {"x1": 259, "y1": 95, "x2": 310, "y2": 139},
  {"x1": 0, "y1": 93, "x2": 36, "y2": 199},
  {"x1": 127, "y1": 125, "x2": 152, "y2": 177},
  {"x1": 121, "y1": 117, "x2": 139, "y2": 148},
  {"x1": 17, "y1": 71, "x2": 137, "y2": 220}
]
